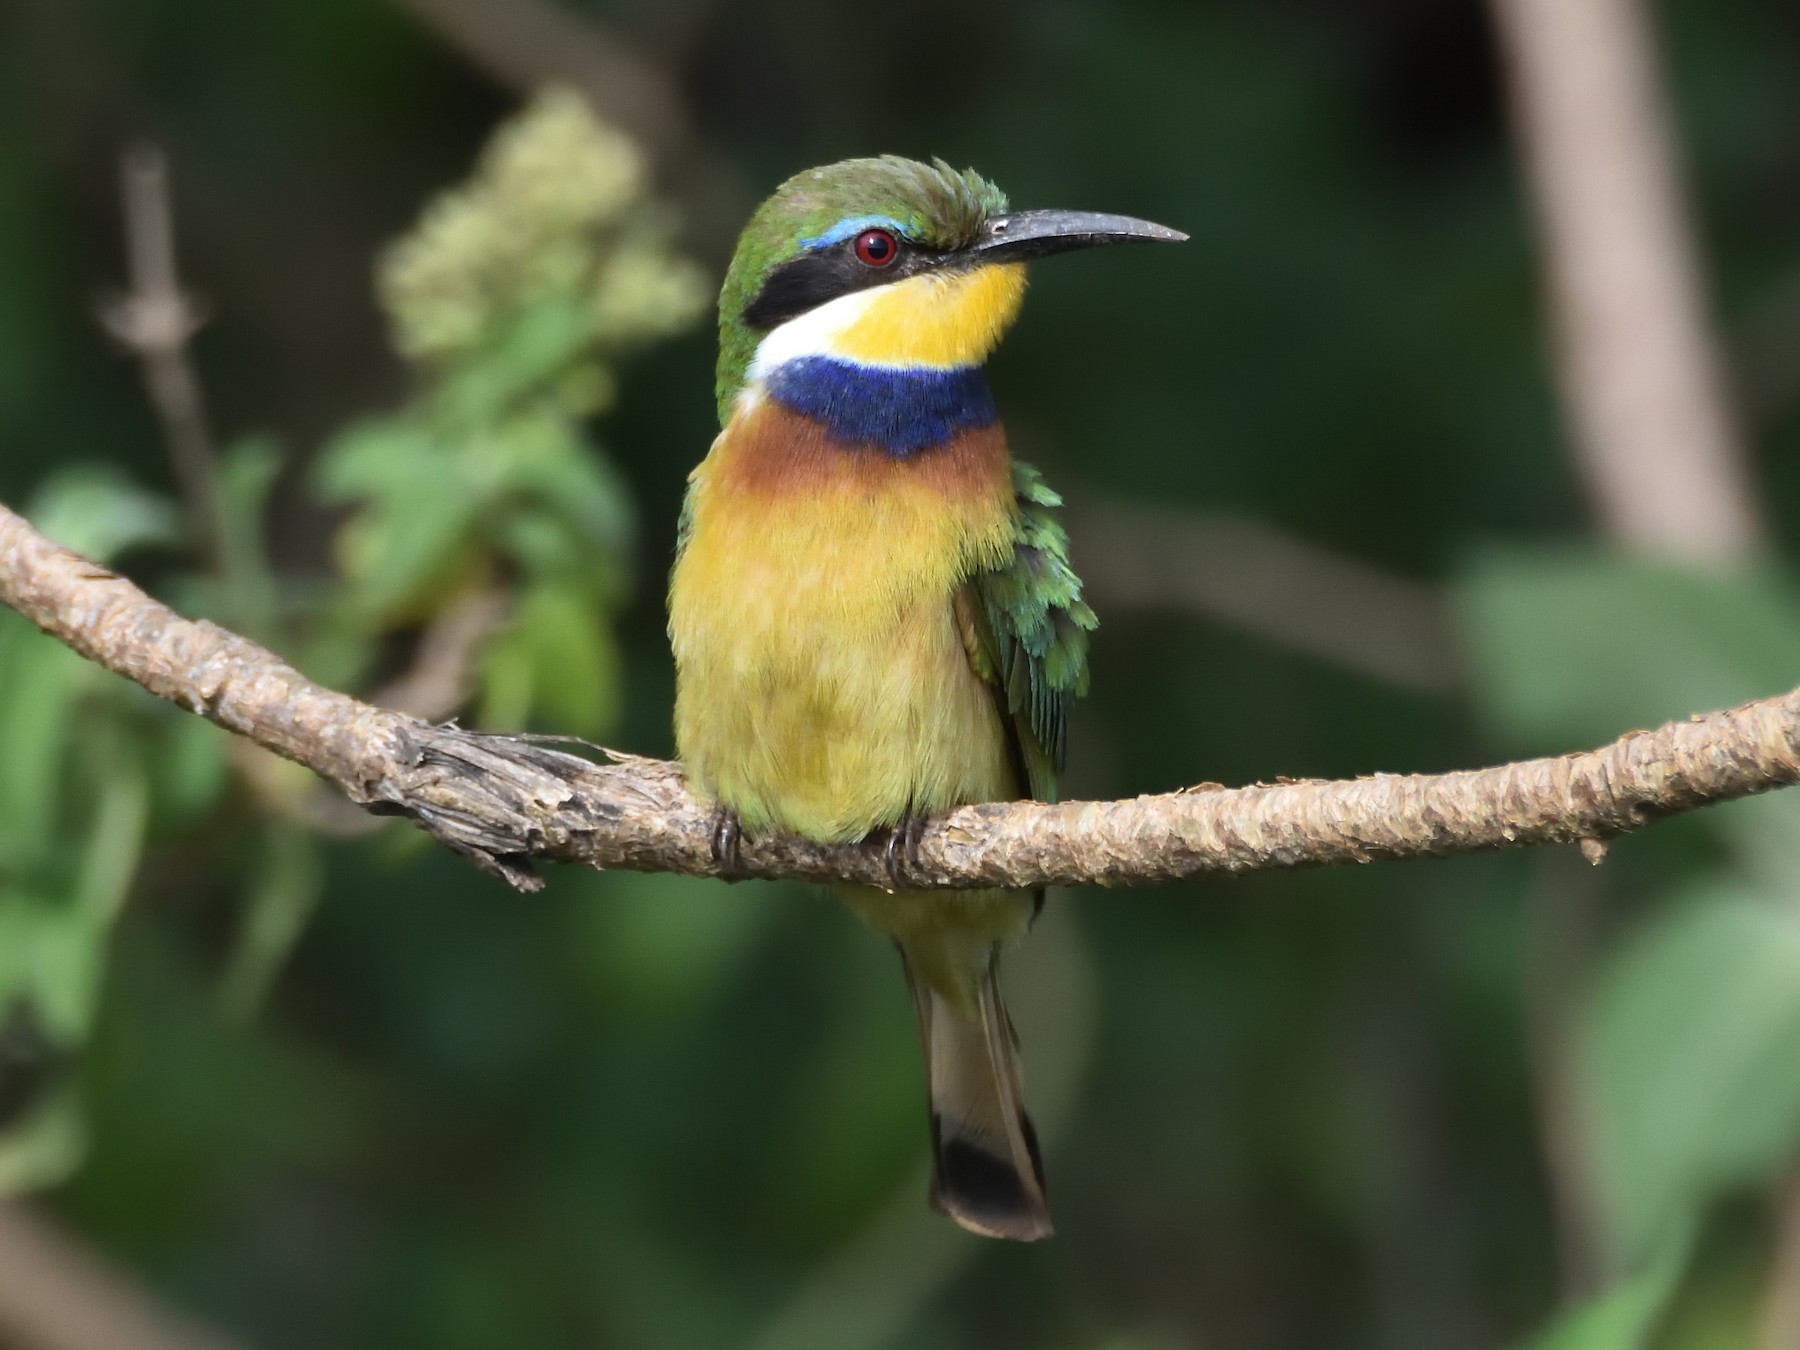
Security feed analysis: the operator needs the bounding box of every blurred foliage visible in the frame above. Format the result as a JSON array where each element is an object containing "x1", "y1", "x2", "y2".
[
  {"x1": 321, "y1": 87, "x2": 706, "y2": 729},
  {"x1": 1524, "y1": 1236, "x2": 1689, "y2": 1350},
  {"x1": 1457, "y1": 555, "x2": 1800, "y2": 1343},
  {"x1": 0, "y1": 470, "x2": 173, "y2": 1191},
  {"x1": 0, "y1": 0, "x2": 1797, "y2": 1347},
  {"x1": 0, "y1": 87, "x2": 707, "y2": 1188}
]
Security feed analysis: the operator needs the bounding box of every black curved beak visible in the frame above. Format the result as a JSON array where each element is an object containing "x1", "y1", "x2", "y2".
[{"x1": 966, "y1": 209, "x2": 1188, "y2": 263}]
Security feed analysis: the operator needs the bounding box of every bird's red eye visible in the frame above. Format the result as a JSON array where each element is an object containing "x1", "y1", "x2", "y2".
[{"x1": 853, "y1": 228, "x2": 899, "y2": 267}]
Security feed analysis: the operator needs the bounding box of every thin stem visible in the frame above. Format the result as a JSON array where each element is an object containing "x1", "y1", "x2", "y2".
[{"x1": 100, "y1": 146, "x2": 225, "y2": 572}]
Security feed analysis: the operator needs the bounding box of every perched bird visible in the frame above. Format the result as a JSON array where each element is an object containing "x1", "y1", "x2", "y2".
[{"x1": 669, "y1": 157, "x2": 1183, "y2": 1240}]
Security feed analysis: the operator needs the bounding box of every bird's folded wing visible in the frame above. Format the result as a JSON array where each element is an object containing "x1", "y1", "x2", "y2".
[{"x1": 956, "y1": 460, "x2": 1097, "y2": 805}]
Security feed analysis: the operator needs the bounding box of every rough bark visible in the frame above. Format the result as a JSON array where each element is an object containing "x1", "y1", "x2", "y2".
[{"x1": 4, "y1": 501, "x2": 1799, "y2": 893}]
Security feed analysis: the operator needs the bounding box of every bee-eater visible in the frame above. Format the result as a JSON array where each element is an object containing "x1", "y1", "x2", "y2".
[{"x1": 669, "y1": 156, "x2": 1183, "y2": 1241}]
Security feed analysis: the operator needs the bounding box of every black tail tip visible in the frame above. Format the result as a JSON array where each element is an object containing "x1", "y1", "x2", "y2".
[{"x1": 929, "y1": 1121, "x2": 1054, "y2": 1242}]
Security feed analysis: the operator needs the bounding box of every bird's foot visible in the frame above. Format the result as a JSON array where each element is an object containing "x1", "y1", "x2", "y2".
[
  {"x1": 710, "y1": 806, "x2": 744, "y2": 878},
  {"x1": 884, "y1": 810, "x2": 929, "y2": 891}
]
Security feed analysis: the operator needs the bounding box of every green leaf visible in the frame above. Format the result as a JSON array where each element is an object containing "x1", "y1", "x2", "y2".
[
  {"x1": 0, "y1": 755, "x2": 151, "y2": 1044},
  {"x1": 510, "y1": 582, "x2": 621, "y2": 735},
  {"x1": 1581, "y1": 886, "x2": 1800, "y2": 1265},
  {"x1": 1517, "y1": 1234, "x2": 1688, "y2": 1350},
  {"x1": 495, "y1": 413, "x2": 634, "y2": 555},
  {"x1": 212, "y1": 436, "x2": 286, "y2": 634},
  {"x1": 0, "y1": 620, "x2": 92, "y2": 870},
  {"x1": 475, "y1": 627, "x2": 535, "y2": 732},
  {"x1": 338, "y1": 487, "x2": 475, "y2": 619},
  {"x1": 25, "y1": 467, "x2": 179, "y2": 563},
  {"x1": 152, "y1": 715, "x2": 231, "y2": 829},
  {"x1": 1455, "y1": 551, "x2": 1800, "y2": 751},
  {"x1": 0, "y1": 1089, "x2": 87, "y2": 1195},
  {"x1": 219, "y1": 826, "x2": 324, "y2": 1022},
  {"x1": 314, "y1": 416, "x2": 440, "y2": 502},
  {"x1": 433, "y1": 294, "x2": 596, "y2": 427},
  {"x1": 497, "y1": 511, "x2": 583, "y2": 581},
  {"x1": 0, "y1": 895, "x2": 101, "y2": 1052},
  {"x1": 317, "y1": 419, "x2": 477, "y2": 620},
  {"x1": 216, "y1": 435, "x2": 284, "y2": 527},
  {"x1": 0, "y1": 894, "x2": 64, "y2": 1022},
  {"x1": 70, "y1": 750, "x2": 151, "y2": 937}
]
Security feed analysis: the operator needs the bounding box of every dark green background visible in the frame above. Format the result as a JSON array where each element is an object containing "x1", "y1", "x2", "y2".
[{"x1": 3, "y1": 0, "x2": 1799, "y2": 1346}]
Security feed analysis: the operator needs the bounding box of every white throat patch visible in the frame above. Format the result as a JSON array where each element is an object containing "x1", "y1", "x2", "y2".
[{"x1": 745, "y1": 285, "x2": 893, "y2": 383}]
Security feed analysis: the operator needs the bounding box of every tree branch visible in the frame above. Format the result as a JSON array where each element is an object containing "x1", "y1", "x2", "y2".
[
  {"x1": 1070, "y1": 500, "x2": 1461, "y2": 695},
  {"x1": 4, "y1": 499, "x2": 1799, "y2": 893}
]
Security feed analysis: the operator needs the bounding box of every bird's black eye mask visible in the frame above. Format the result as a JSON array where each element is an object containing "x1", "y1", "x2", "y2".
[
  {"x1": 739, "y1": 209, "x2": 1189, "y2": 332},
  {"x1": 741, "y1": 231, "x2": 948, "y2": 331}
]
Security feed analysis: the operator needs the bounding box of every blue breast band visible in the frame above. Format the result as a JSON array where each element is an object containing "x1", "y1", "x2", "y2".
[{"x1": 764, "y1": 358, "x2": 997, "y2": 457}]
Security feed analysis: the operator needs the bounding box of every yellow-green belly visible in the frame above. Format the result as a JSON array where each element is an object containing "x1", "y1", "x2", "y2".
[
  {"x1": 677, "y1": 594, "x2": 1012, "y2": 841},
  {"x1": 668, "y1": 405, "x2": 1034, "y2": 999},
  {"x1": 670, "y1": 468, "x2": 1015, "y2": 842}
]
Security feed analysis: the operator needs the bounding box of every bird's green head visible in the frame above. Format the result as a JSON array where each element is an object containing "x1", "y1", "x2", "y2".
[{"x1": 714, "y1": 156, "x2": 1184, "y2": 423}]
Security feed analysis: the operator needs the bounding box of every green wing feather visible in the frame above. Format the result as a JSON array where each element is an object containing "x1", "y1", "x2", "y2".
[{"x1": 959, "y1": 461, "x2": 1097, "y2": 804}]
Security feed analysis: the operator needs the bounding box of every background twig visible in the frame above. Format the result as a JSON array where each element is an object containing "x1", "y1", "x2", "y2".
[
  {"x1": 0, "y1": 1203, "x2": 241, "y2": 1350},
  {"x1": 1072, "y1": 500, "x2": 1461, "y2": 694},
  {"x1": 99, "y1": 146, "x2": 223, "y2": 571},
  {"x1": 1490, "y1": 0, "x2": 1765, "y2": 1302},
  {"x1": 370, "y1": 587, "x2": 510, "y2": 722},
  {"x1": 1488, "y1": 0, "x2": 1762, "y2": 565},
  {"x1": 1760, "y1": 1170, "x2": 1800, "y2": 1350}
]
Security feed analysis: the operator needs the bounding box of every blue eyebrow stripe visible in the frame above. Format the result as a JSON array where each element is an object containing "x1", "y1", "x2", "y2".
[
  {"x1": 799, "y1": 215, "x2": 911, "y2": 252},
  {"x1": 765, "y1": 358, "x2": 997, "y2": 456}
]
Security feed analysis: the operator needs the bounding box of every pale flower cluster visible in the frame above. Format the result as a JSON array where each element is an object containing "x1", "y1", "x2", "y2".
[{"x1": 379, "y1": 87, "x2": 710, "y2": 381}]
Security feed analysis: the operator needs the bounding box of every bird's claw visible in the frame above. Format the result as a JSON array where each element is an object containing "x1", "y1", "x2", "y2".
[
  {"x1": 884, "y1": 811, "x2": 928, "y2": 891},
  {"x1": 710, "y1": 806, "x2": 744, "y2": 877}
]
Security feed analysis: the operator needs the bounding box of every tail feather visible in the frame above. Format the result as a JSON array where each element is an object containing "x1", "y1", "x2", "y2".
[{"x1": 902, "y1": 950, "x2": 1053, "y2": 1242}]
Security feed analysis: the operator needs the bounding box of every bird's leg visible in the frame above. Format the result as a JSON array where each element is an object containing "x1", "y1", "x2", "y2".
[
  {"x1": 710, "y1": 805, "x2": 744, "y2": 878},
  {"x1": 884, "y1": 808, "x2": 929, "y2": 891}
]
